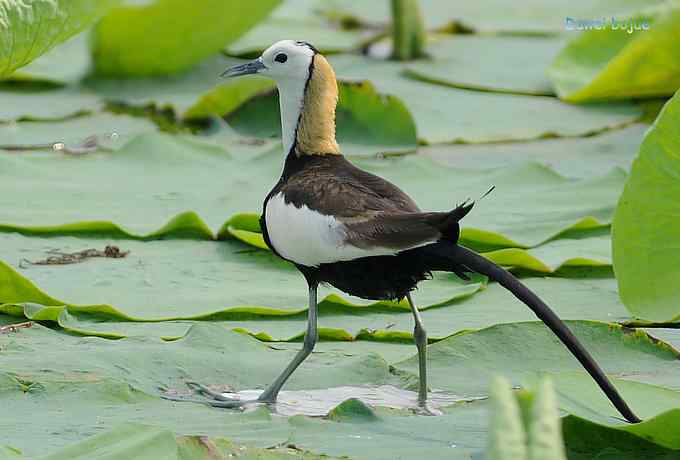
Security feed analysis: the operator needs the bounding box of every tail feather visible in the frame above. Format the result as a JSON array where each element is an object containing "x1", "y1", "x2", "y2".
[
  {"x1": 409, "y1": 188, "x2": 639, "y2": 422},
  {"x1": 443, "y1": 244, "x2": 641, "y2": 424},
  {"x1": 438, "y1": 201, "x2": 475, "y2": 242}
]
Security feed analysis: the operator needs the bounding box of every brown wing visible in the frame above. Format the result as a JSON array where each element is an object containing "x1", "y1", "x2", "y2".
[
  {"x1": 342, "y1": 211, "x2": 451, "y2": 250},
  {"x1": 280, "y1": 155, "x2": 419, "y2": 217},
  {"x1": 279, "y1": 156, "x2": 471, "y2": 251}
]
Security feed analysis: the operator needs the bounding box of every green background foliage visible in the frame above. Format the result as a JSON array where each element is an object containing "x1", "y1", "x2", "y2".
[
  {"x1": 0, "y1": 0, "x2": 121, "y2": 78},
  {"x1": 1, "y1": 0, "x2": 679, "y2": 458},
  {"x1": 549, "y1": 3, "x2": 680, "y2": 102},
  {"x1": 91, "y1": 0, "x2": 282, "y2": 76},
  {"x1": 613, "y1": 91, "x2": 680, "y2": 323}
]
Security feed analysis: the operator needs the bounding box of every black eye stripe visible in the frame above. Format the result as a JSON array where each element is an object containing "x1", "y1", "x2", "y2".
[{"x1": 274, "y1": 53, "x2": 288, "y2": 63}]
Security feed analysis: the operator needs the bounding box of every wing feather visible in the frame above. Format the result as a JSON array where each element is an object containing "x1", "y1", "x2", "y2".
[{"x1": 277, "y1": 155, "x2": 472, "y2": 254}]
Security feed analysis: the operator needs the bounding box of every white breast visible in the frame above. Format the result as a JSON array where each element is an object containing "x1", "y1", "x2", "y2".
[{"x1": 264, "y1": 193, "x2": 399, "y2": 267}]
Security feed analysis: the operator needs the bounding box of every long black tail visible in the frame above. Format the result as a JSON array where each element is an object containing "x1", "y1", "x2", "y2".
[{"x1": 448, "y1": 244, "x2": 641, "y2": 423}]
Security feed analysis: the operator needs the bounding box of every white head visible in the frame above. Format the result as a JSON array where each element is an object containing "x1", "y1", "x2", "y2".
[
  {"x1": 222, "y1": 40, "x2": 316, "y2": 82},
  {"x1": 222, "y1": 40, "x2": 340, "y2": 157}
]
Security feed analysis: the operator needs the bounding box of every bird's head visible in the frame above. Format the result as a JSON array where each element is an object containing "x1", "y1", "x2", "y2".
[
  {"x1": 221, "y1": 40, "x2": 340, "y2": 156},
  {"x1": 222, "y1": 39, "x2": 317, "y2": 82}
]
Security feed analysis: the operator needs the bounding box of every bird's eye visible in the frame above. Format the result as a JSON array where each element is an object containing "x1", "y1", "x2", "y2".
[{"x1": 274, "y1": 53, "x2": 288, "y2": 63}]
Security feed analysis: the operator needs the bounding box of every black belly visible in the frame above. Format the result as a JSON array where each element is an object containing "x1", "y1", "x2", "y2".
[
  {"x1": 316, "y1": 255, "x2": 432, "y2": 300},
  {"x1": 310, "y1": 243, "x2": 466, "y2": 301}
]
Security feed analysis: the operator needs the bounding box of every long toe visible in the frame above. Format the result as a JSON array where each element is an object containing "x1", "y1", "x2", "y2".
[
  {"x1": 415, "y1": 402, "x2": 443, "y2": 416},
  {"x1": 161, "y1": 394, "x2": 257, "y2": 409},
  {"x1": 186, "y1": 381, "x2": 239, "y2": 402}
]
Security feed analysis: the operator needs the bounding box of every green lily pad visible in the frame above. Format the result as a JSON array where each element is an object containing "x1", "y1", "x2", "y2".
[
  {"x1": 218, "y1": 53, "x2": 643, "y2": 145},
  {"x1": 0, "y1": 133, "x2": 266, "y2": 237},
  {"x1": 183, "y1": 76, "x2": 276, "y2": 120},
  {"x1": 0, "y1": 323, "x2": 392, "y2": 405},
  {"x1": 394, "y1": 321, "x2": 680, "y2": 423},
  {"x1": 0, "y1": 324, "x2": 491, "y2": 459},
  {"x1": 549, "y1": 5, "x2": 680, "y2": 102},
  {"x1": 36, "y1": 423, "x2": 338, "y2": 460},
  {"x1": 420, "y1": 123, "x2": 648, "y2": 179},
  {"x1": 83, "y1": 54, "x2": 238, "y2": 115},
  {"x1": 6, "y1": 260, "x2": 631, "y2": 344},
  {"x1": 0, "y1": 314, "x2": 28, "y2": 327},
  {"x1": 4, "y1": 321, "x2": 680, "y2": 458},
  {"x1": 0, "y1": 112, "x2": 157, "y2": 150},
  {"x1": 318, "y1": 0, "x2": 668, "y2": 33},
  {"x1": 2, "y1": 34, "x2": 238, "y2": 121},
  {"x1": 326, "y1": 54, "x2": 641, "y2": 144},
  {"x1": 0, "y1": 446, "x2": 22, "y2": 460},
  {"x1": 0, "y1": 132, "x2": 627, "y2": 248},
  {"x1": 3, "y1": 322, "x2": 680, "y2": 458},
  {"x1": 612, "y1": 91, "x2": 680, "y2": 323},
  {"x1": 484, "y1": 235, "x2": 612, "y2": 273},
  {"x1": 57, "y1": 275, "x2": 628, "y2": 342},
  {"x1": 5, "y1": 32, "x2": 91, "y2": 86},
  {"x1": 643, "y1": 329, "x2": 680, "y2": 351},
  {"x1": 91, "y1": 0, "x2": 281, "y2": 76},
  {"x1": 0, "y1": 88, "x2": 100, "y2": 122},
  {"x1": 220, "y1": 162, "x2": 627, "y2": 250},
  {"x1": 405, "y1": 35, "x2": 565, "y2": 96},
  {"x1": 563, "y1": 410, "x2": 680, "y2": 458},
  {"x1": 229, "y1": 19, "x2": 367, "y2": 57},
  {"x1": 223, "y1": 213, "x2": 613, "y2": 273},
  {"x1": 202, "y1": 80, "x2": 418, "y2": 155},
  {"x1": 227, "y1": 0, "x2": 370, "y2": 56},
  {"x1": 0, "y1": 375, "x2": 491, "y2": 459},
  {"x1": 0, "y1": 233, "x2": 483, "y2": 323},
  {"x1": 0, "y1": 0, "x2": 120, "y2": 79}
]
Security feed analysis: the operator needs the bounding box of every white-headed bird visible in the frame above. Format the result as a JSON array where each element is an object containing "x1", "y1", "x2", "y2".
[{"x1": 178, "y1": 40, "x2": 639, "y2": 423}]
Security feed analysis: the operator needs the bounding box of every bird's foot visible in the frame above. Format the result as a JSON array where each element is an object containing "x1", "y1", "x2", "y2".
[
  {"x1": 414, "y1": 401, "x2": 443, "y2": 416},
  {"x1": 161, "y1": 381, "x2": 268, "y2": 409}
]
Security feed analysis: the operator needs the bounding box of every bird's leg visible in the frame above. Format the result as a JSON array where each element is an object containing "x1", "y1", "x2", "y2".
[
  {"x1": 406, "y1": 293, "x2": 428, "y2": 405},
  {"x1": 164, "y1": 283, "x2": 319, "y2": 408},
  {"x1": 257, "y1": 282, "x2": 318, "y2": 402},
  {"x1": 406, "y1": 293, "x2": 440, "y2": 415}
]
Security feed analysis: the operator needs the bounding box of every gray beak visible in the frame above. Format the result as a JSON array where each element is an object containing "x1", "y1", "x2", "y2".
[{"x1": 221, "y1": 57, "x2": 266, "y2": 78}]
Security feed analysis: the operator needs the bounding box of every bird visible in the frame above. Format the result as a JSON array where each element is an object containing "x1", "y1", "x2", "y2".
[{"x1": 174, "y1": 40, "x2": 640, "y2": 423}]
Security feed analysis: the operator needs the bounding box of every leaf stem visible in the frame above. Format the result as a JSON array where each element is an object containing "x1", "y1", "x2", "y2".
[{"x1": 390, "y1": 0, "x2": 427, "y2": 60}]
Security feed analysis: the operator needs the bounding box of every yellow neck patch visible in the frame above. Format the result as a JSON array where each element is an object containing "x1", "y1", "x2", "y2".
[{"x1": 295, "y1": 54, "x2": 341, "y2": 156}]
